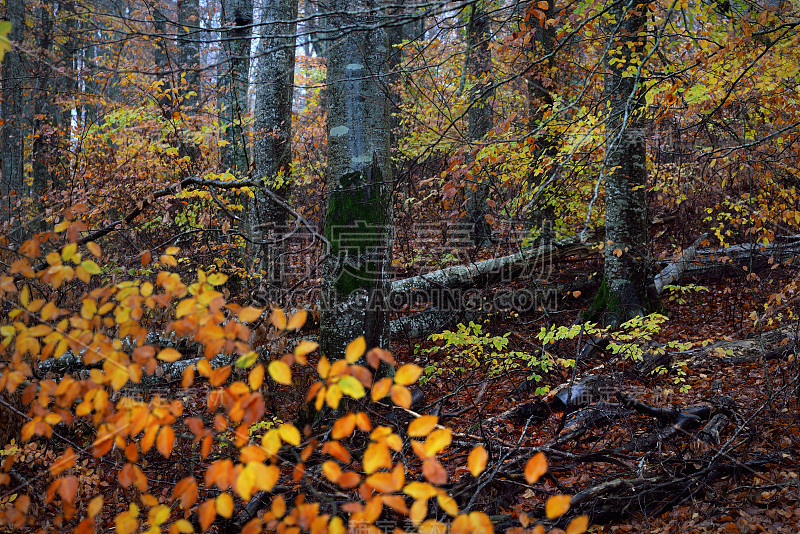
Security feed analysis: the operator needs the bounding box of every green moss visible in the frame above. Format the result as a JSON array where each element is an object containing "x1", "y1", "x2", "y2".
[{"x1": 323, "y1": 164, "x2": 390, "y2": 295}]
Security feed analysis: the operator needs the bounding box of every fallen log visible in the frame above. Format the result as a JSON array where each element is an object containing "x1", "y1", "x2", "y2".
[
  {"x1": 684, "y1": 234, "x2": 800, "y2": 275},
  {"x1": 653, "y1": 234, "x2": 707, "y2": 293},
  {"x1": 389, "y1": 238, "x2": 597, "y2": 302}
]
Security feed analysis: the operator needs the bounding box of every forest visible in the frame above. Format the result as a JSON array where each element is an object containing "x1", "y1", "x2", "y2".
[{"x1": 1, "y1": 0, "x2": 800, "y2": 532}]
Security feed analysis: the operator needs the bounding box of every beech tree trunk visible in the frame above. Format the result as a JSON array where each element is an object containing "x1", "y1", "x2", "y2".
[
  {"x1": 251, "y1": 0, "x2": 297, "y2": 290},
  {"x1": 464, "y1": 1, "x2": 494, "y2": 246},
  {"x1": 32, "y1": 0, "x2": 55, "y2": 206},
  {"x1": 219, "y1": 0, "x2": 253, "y2": 177},
  {"x1": 1, "y1": 0, "x2": 26, "y2": 226},
  {"x1": 525, "y1": 0, "x2": 557, "y2": 243},
  {"x1": 177, "y1": 0, "x2": 201, "y2": 113},
  {"x1": 320, "y1": 0, "x2": 393, "y2": 360},
  {"x1": 149, "y1": 0, "x2": 172, "y2": 110},
  {"x1": 601, "y1": 0, "x2": 654, "y2": 326}
]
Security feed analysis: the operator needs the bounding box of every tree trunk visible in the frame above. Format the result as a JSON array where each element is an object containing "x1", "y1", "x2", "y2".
[
  {"x1": 149, "y1": 0, "x2": 172, "y2": 110},
  {"x1": 178, "y1": 0, "x2": 201, "y2": 113},
  {"x1": 525, "y1": 0, "x2": 557, "y2": 244},
  {"x1": 600, "y1": 0, "x2": 654, "y2": 326},
  {"x1": 219, "y1": 0, "x2": 253, "y2": 176},
  {"x1": 320, "y1": 0, "x2": 393, "y2": 360},
  {"x1": 32, "y1": 0, "x2": 55, "y2": 208},
  {"x1": 1, "y1": 0, "x2": 26, "y2": 227},
  {"x1": 251, "y1": 0, "x2": 297, "y2": 295},
  {"x1": 464, "y1": 1, "x2": 494, "y2": 246}
]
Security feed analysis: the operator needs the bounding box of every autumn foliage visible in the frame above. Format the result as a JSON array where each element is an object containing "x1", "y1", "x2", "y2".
[{"x1": 0, "y1": 221, "x2": 587, "y2": 533}]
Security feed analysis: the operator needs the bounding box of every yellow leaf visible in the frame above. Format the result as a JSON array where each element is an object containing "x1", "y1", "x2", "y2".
[
  {"x1": 337, "y1": 375, "x2": 365, "y2": 399},
  {"x1": 171, "y1": 519, "x2": 194, "y2": 533},
  {"x1": 149, "y1": 504, "x2": 170, "y2": 526},
  {"x1": 566, "y1": 515, "x2": 589, "y2": 534},
  {"x1": 207, "y1": 273, "x2": 228, "y2": 286},
  {"x1": 236, "y1": 351, "x2": 259, "y2": 369},
  {"x1": 166, "y1": 246, "x2": 180, "y2": 255},
  {"x1": 468, "y1": 445, "x2": 488, "y2": 477},
  {"x1": 157, "y1": 348, "x2": 182, "y2": 362},
  {"x1": 329, "y1": 516, "x2": 345, "y2": 534},
  {"x1": 325, "y1": 383, "x2": 343, "y2": 409},
  {"x1": 81, "y1": 260, "x2": 102, "y2": 275},
  {"x1": 408, "y1": 415, "x2": 438, "y2": 437},
  {"x1": 394, "y1": 364, "x2": 422, "y2": 386},
  {"x1": 249, "y1": 365, "x2": 264, "y2": 390},
  {"x1": 294, "y1": 340, "x2": 318, "y2": 364},
  {"x1": 261, "y1": 429, "x2": 281, "y2": 456},
  {"x1": 216, "y1": 492, "x2": 234, "y2": 518},
  {"x1": 423, "y1": 428, "x2": 451, "y2": 456},
  {"x1": 270, "y1": 307, "x2": 287, "y2": 330},
  {"x1": 545, "y1": 494, "x2": 571, "y2": 519},
  {"x1": 87, "y1": 241, "x2": 102, "y2": 257},
  {"x1": 345, "y1": 336, "x2": 366, "y2": 363},
  {"x1": 88, "y1": 495, "x2": 103, "y2": 517},
  {"x1": 278, "y1": 423, "x2": 301, "y2": 446},
  {"x1": 363, "y1": 442, "x2": 391, "y2": 474},
  {"x1": 235, "y1": 464, "x2": 256, "y2": 501},
  {"x1": 322, "y1": 461, "x2": 342, "y2": 483},
  {"x1": 286, "y1": 309, "x2": 307, "y2": 331},
  {"x1": 403, "y1": 482, "x2": 439, "y2": 500},
  {"x1": 238, "y1": 306, "x2": 263, "y2": 323},
  {"x1": 524, "y1": 452, "x2": 547, "y2": 484},
  {"x1": 436, "y1": 493, "x2": 459, "y2": 516},
  {"x1": 268, "y1": 360, "x2": 292, "y2": 385},
  {"x1": 62, "y1": 242, "x2": 77, "y2": 262}
]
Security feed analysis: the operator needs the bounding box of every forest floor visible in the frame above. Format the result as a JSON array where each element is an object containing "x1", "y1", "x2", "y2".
[
  {"x1": 389, "y1": 251, "x2": 800, "y2": 533},
  {"x1": 7, "y1": 246, "x2": 799, "y2": 533}
]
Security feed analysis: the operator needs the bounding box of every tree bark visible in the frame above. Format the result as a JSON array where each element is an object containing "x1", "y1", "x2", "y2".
[
  {"x1": 320, "y1": 0, "x2": 393, "y2": 360},
  {"x1": 251, "y1": 0, "x2": 298, "y2": 292},
  {"x1": 177, "y1": 0, "x2": 202, "y2": 113},
  {"x1": 219, "y1": 0, "x2": 253, "y2": 176},
  {"x1": 601, "y1": 0, "x2": 653, "y2": 326},
  {"x1": 148, "y1": 0, "x2": 172, "y2": 110},
  {"x1": 32, "y1": 0, "x2": 56, "y2": 207},
  {"x1": 464, "y1": 1, "x2": 494, "y2": 246},
  {"x1": 1, "y1": 0, "x2": 26, "y2": 227},
  {"x1": 525, "y1": 0, "x2": 557, "y2": 243}
]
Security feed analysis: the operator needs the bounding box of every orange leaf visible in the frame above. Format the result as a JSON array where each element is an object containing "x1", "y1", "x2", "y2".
[
  {"x1": 286, "y1": 309, "x2": 307, "y2": 331},
  {"x1": 270, "y1": 307, "x2": 287, "y2": 330},
  {"x1": 566, "y1": 515, "x2": 589, "y2": 534},
  {"x1": 345, "y1": 336, "x2": 366, "y2": 363},
  {"x1": 423, "y1": 428, "x2": 452, "y2": 456},
  {"x1": 199, "y1": 499, "x2": 216, "y2": 530},
  {"x1": 332, "y1": 413, "x2": 356, "y2": 439},
  {"x1": 408, "y1": 415, "x2": 438, "y2": 437},
  {"x1": 157, "y1": 348, "x2": 181, "y2": 362},
  {"x1": 545, "y1": 494, "x2": 571, "y2": 519},
  {"x1": 467, "y1": 445, "x2": 488, "y2": 477},
  {"x1": 422, "y1": 458, "x2": 447, "y2": 485},
  {"x1": 394, "y1": 364, "x2": 422, "y2": 386},
  {"x1": 239, "y1": 306, "x2": 264, "y2": 323},
  {"x1": 157, "y1": 426, "x2": 175, "y2": 458},
  {"x1": 371, "y1": 377, "x2": 392, "y2": 401},
  {"x1": 524, "y1": 452, "x2": 547, "y2": 484},
  {"x1": 390, "y1": 385, "x2": 411, "y2": 409}
]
